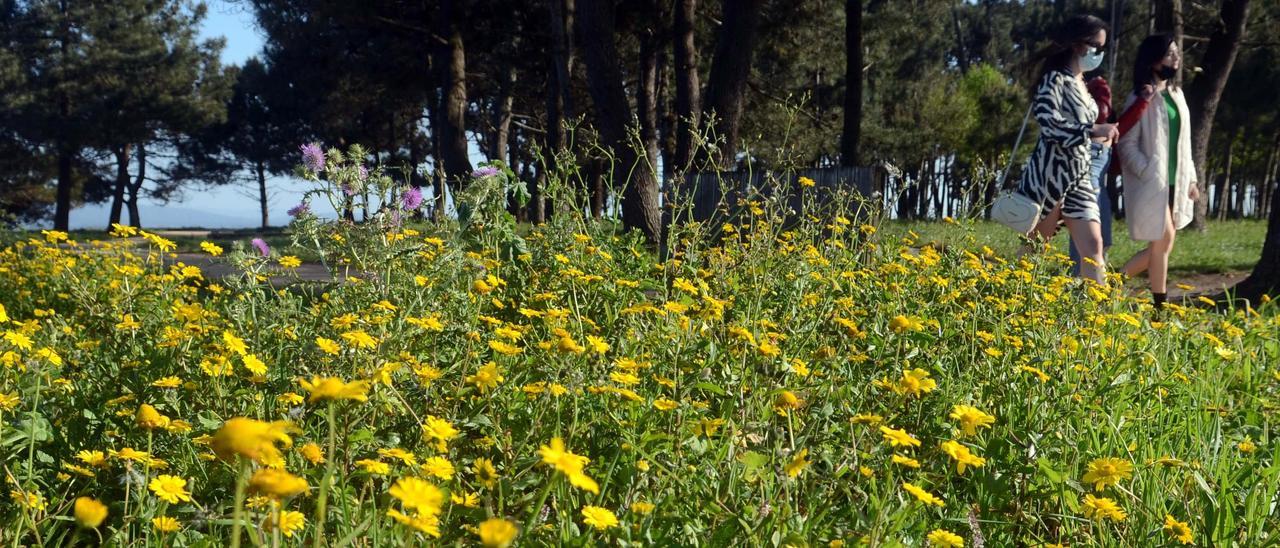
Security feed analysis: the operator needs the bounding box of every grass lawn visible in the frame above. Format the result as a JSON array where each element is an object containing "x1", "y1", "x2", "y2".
[{"x1": 881, "y1": 218, "x2": 1268, "y2": 276}]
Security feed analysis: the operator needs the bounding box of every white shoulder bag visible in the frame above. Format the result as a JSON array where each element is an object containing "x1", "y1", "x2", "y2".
[{"x1": 990, "y1": 103, "x2": 1041, "y2": 235}]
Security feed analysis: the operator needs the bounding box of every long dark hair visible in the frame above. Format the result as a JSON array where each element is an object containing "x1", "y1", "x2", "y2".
[
  {"x1": 1133, "y1": 34, "x2": 1179, "y2": 92},
  {"x1": 1028, "y1": 15, "x2": 1110, "y2": 83}
]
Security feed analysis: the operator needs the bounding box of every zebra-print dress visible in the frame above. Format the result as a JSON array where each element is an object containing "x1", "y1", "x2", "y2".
[{"x1": 1017, "y1": 68, "x2": 1102, "y2": 223}]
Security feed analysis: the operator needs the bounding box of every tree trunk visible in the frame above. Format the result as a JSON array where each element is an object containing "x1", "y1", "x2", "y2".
[
  {"x1": 257, "y1": 159, "x2": 269, "y2": 229},
  {"x1": 126, "y1": 144, "x2": 146, "y2": 228},
  {"x1": 54, "y1": 145, "x2": 73, "y2": 231},
  {"x1": 1229, "y1": 173, "x2": 1280, "y2": 301},
  {"x1": 672, "y1": 0, "x2": 700, "y2": 175},
  {"x1": 637, "y1": 6, "x2": 663, "y2": 179},
  {"x1": 698, "y1": 0, "x2": 765, "y2": 169},
  {"x1": 432, "y1": 0, "x2": 473, "y2": 187},
  {"x1": 841, "y1": 0, "x2": 863, "y2": 167},
  {"x1": 1187, "y1": 0, "x2": 1250, "y2": 230},
  {"x1": 540, "y1": 0, "x2": 575, "y2": 225},
  {"x1": 576, "y1": 0, "x2": 662, "y2": 243},
  {"x1": 1215, "y1": 135, "x2": 1235, "y2": 220},
  {"x1": 493, "y1": 66, "x2": 516, "y2": 162},
  {"x1": 108, "y1": 144, "x2": 131, "y2": 228}
]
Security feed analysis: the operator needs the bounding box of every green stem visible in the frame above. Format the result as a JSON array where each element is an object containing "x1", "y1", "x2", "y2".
[
  {"x1": 312, "y1": 402, "x2": 337, "y2": 548},
  {"x1": 231, "y1": 460, "x2": 250, "y2": 548}
]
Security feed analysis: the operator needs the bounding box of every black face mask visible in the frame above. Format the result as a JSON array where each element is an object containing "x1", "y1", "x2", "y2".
[{"x1": 1156, "y1": 65, "x2": 1177, "y2": 81}]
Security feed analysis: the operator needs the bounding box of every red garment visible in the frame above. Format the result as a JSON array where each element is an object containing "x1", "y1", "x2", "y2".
[
  {"x1": 1086, "y1": 76, "x2": 1112, "y2": 124},
  {"x1": 1108, "y1": 93, "x2": 1153, "y2": 176}
]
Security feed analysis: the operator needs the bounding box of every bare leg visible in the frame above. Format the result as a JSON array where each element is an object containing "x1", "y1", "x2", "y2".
[
  {"x1": 1064, "y1": 216, "x2": 1105, "y2": 284},
  {"x1": 1019, "y1": 206, "x2": 1063, "y2": 258},
  {"x1": 1122, "y1": 247, "x2": 1151, "y2": 277},
  {"x1": 1148, "y1": 208, "x2": 1177, "y2": 294}
]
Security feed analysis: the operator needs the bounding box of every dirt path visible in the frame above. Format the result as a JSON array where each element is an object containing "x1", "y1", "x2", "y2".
[{"x1": 1154, "y1": 271, "x2": 1249, "y2": 301}]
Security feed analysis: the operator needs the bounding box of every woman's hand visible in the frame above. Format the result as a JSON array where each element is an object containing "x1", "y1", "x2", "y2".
[
  {"x1": 1189, "y1": 184, "x2": 1201, "y2": 201},
  {"x1": 1091, "y1": 123, "x2": 1119, "y2": 141}
]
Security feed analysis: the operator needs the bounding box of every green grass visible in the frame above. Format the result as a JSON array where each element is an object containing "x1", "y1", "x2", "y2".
[
  {"x1": 882, "y1": 218, "x2": 1268, "y2": 276},
  {"x1": 7, "y1": 217, "x2": 1268, "y2": 277}
]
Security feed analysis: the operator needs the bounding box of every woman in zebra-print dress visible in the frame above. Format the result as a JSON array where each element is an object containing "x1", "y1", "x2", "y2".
[{"x1": 1018, "y1": 15, "x2": 1119, "y2": 284}]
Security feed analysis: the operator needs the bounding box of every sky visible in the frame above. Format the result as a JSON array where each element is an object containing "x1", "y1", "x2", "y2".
[{"x1": 63, "y1": 1, "x2": 337, "y2": 230}]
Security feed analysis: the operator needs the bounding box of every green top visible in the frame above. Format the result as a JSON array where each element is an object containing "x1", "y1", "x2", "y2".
[{"x1": 1164, "y1": 91, "x2": 1179, "y2": 187}]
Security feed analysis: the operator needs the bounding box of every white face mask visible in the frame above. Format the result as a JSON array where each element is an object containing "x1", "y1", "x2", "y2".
[{"x1": 1079, "y1": 46, "x2": 1105, "y2": 72}]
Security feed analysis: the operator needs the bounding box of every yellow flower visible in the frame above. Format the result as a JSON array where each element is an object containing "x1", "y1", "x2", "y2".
[
  {"x1": 241, "y1": 354, "x2": 267, "y2": 376},
  {"x1": 315, "y1": 337, "x2": 340, "y2": 355},
  {"x1": 222, "y1": 331, "x2": 248, "y2": 356},
  {"x1": 1081, "y1": 494, "x2": 1126, "y2": 522},
  {"x1": 299, "y1": 376, "x2": 369, "y2": 403},
  {"x1": 889, "y1": 315, "x2": 923, "y2": 333},
  {"x1": 300, "y1": 443, "x2": 325, "y2": 464},
  {"x1": 488, "y1": 340, "x2": 523, "y2": 356},
  {"x1": 851, "y1": 413, "x2": 883, "y2": 425},
  {"x1": 774, "y1": 390, "x2": 804, "y2": 416},
  {"x1": 356, "y1": 459, "x2": 391, "y2": 475},
  {"x1": 340, "y1": 330, "x2": 378, "y2": 349},
  {"x1": 586, "y1": 335, "x2": 610, "y2": 354},
  {"x1": 1163, "y1": 514, "x2": 1194, "y2": 545},
  {"x1": 473, "y1": 458, "x2": 499, "y2": 488},
  {"x1": 388, "y1": 477, "x2": 445, "y2": 514},
  {"x1": 210, "y1": 418, "x2": 295, "y2": 464},
  {"x1": 477, "y1": 517, "x2": 519, "y2": 547},
  {"x1": 891, "y1": 454, "x2": 921, "y2": 469},
  {"x1": 421, "y1": 416, "x2": 459, "y2": 443},
  {"x1": 880, "y1": 426, "x2": 921, "y2": 449},
  {"x1": 136, "y1": 404, "x2": 169, "y2": 430},
  {"x1": 421, "y1": 456, "x2": 455, "y2": 480},
  {"x1": 279, "y1": 256, "x2": 302, "y2": 268},
  {"x1": 581, "y1": 505, "x2": 619, "y2": 530},
  {"x1": 926, "y1": 529, "x2": 964, "y2": 547},
  {"x1": 152, "y1": 516, "x2": 181, "y2": 533},
  {"x1": 1238, "y1": 436, "x2": 1257, "y2": 453},
  {"x1": 466, "y1": 362, "x2": 504, "y2": 394},
  {"x1": 902, "y1": 482, "x2": 944, "y2": 507},
  {"x1": 73, "y1": 497, "x2": 108, "y2": 528},
  {"x1": 249, "y1": 468, "x2": 309, "y2": 499},
  {"x1": 785, "y1": 448, "x2": 810, "y2": 478},
  {"x1": 77, "y1": 450, "x2": 108, "y2": 467},
  {"x1": 940, "y1": 440, "x2": 985, "y2": 475},
  {"x1": 386, "y1": 508, "x2": 441, "y2": 537},
  {"x1": 200, "y1": 241, "x2": 223, "y2": 256},
  {"x1": 538, "y1": 438, "x2": 599, "y2": 494},
  {"x1": 151, "y1": 376, "x2": 182, "y2": 388},
  {"x1": 148, "y1": 475, "x2": 192, "y2": 504},
  {"x1": 631, "y1": 501, "x2": 656, "y2": 515},
  {"x1": 894, "y1": 368, "x2": 937, "y2": 397},
  {"x1": 378, "y1": 447, "x2": 418, "y2": 466},
  {"x1": 948, "y1": 405, "x2": 995, "y2": 437},
  {"x1": 653, "y1": 398, "x2": 678, "y2": 411},
  {"x1": 758, "y1": 340, "x2": 781, "y2": 357},
  {"x1": 798, "y1": 176, "x2": 816, "y2": 187},
  {"x1": 265, "y1": 510, "x2": 306, "y2": 538},
  {"x1": 1081, "y1": 457, "x2": 1133, "y2": 491},
  {"x1": 111, "y1": 447, "x2": 151, "y2": 463}
]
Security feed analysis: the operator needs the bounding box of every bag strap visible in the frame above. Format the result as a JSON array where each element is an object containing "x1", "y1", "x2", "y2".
[{"x1": 996, "y1": 103, "x2": 1036, "y2": 191}]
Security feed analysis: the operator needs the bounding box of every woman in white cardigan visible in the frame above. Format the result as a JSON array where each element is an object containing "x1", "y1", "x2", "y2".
[{"x1": 1116, "y1": 35, "x2": 1201, "y2": 310}]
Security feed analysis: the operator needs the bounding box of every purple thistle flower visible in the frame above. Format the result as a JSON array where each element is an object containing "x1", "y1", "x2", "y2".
[
  {"x1": 472, "y1": 166, "x2": 499, "y2": 178},
  {"x1": 401, "y1": 186, "x2": 424, "y2": 211},
  {"x1": 287, "y1": 202, "x2": 310, "y2": 217},
  {"x1": 300, "y1": 143, "x2": 325, "y2": 172},
  {"x1": 340, "y1": 183, "x2": 355, "y2": 197},
  {"x1": 357, "y1": 165, "x2": 369, "y2": 181},
  {"x1": 251, "y1": 238, "x2": 271, "y2": 257}
]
